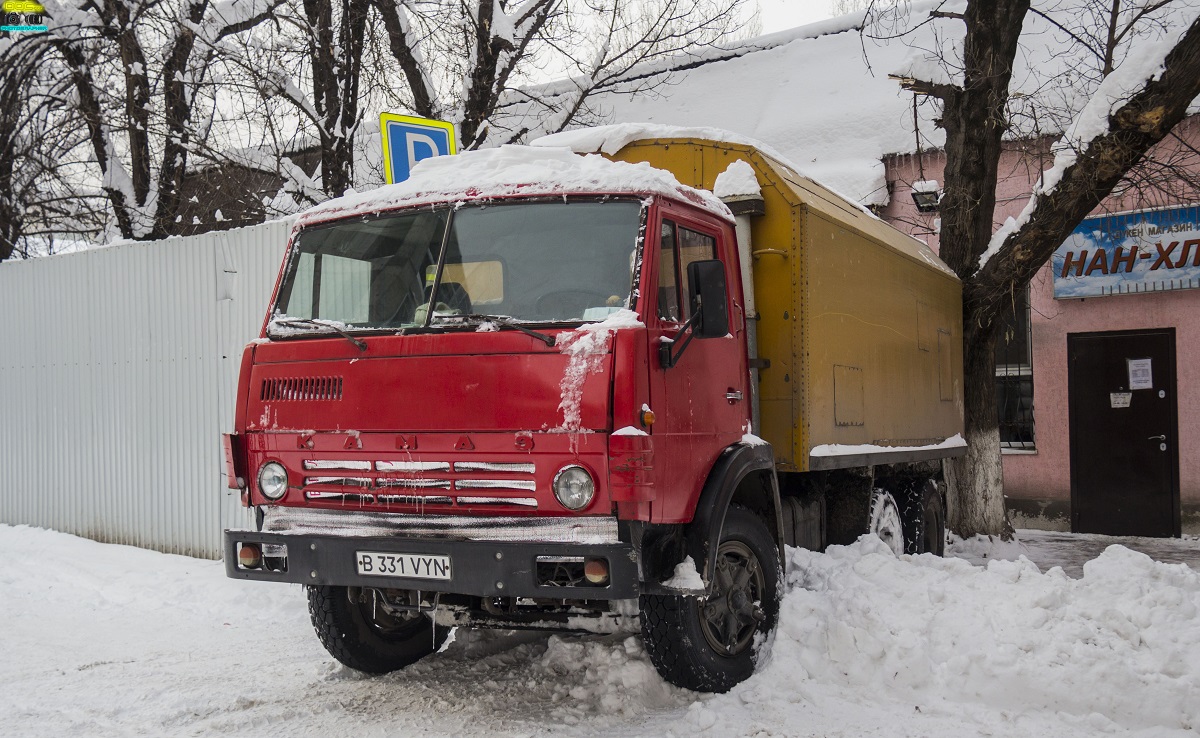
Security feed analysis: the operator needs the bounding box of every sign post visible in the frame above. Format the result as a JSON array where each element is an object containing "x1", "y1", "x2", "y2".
[{"x1": 380, "y1": 113, "x2": 457, "y2": 185}]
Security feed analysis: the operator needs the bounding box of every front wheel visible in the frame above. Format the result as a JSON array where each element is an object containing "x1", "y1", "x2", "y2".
[
  {"x1": 640, "y1": 506, "x2": 781, "y2": 693},
  {"x1": 307, "y1": 585, "x2": 447, "y2": 674}
]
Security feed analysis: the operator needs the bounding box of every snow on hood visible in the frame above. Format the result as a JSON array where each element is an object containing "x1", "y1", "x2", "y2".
[{"x1": 297, "y1": 145, "x2": 732, "y2": 226}]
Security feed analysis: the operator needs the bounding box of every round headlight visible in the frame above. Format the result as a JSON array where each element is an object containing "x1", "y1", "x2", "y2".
[
  {"x1": 257, "y1": 461, "x2": 289, "y2": 501},
  {"x1": 553, "y1": 465, "x2": 595, "y2": 510}
]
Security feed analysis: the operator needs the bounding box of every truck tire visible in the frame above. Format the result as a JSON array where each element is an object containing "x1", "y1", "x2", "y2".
[
  {"x1": 640, "y1": 506, "x2": 780, "y2": 693},
  {"x1": 307, "y1": 585, "x2": 447, "y2": 674},
  {"x1": 868, "y1": 488, "x2": 906, "y2": 556},
  {"x1": 903, "y1": 479, "x2": 945, "y2": 556}
]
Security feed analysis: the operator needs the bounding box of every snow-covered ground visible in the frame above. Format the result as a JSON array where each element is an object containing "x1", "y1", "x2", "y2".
[{"x1": 3, "y1": 524, "x2": 1198, "y2": 737}]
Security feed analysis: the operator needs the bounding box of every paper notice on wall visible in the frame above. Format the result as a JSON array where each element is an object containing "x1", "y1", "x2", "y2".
[
  {"x1": 1110, "y1": 392, "x2": 1132, "y2": 408},
  {"x1": 1128, "y1": 358, "x2": 1153, "y2": 390}
]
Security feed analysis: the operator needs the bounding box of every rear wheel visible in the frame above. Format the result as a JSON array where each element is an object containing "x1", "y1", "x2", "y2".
[
  {"x1": 641, "y1": 506, "x2": 780, "y2": 693},
  {"x1": 898, "y1": 478, "x2": 946, "y2": 555},
  {"x1": 868, "y1": 489, "x2": 906, "y2": 556},
  {"x1": 307, "y1": 585, "x2": 447, "y2": 674}
]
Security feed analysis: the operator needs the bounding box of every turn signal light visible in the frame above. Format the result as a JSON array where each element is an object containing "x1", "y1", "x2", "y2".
[
  {"x1": 239, "y1": 543, "x2": 263, "y2": 570},
  {"x1": 584, "y1": 558, "x2": 609, "y2": 585},
  {"x1": 639, "y1": 408, "x2": 656, "y2": 427}
]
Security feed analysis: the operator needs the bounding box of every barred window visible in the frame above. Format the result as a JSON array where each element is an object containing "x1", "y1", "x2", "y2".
[{"x1": 995, "y1": 286, "x2": 1035, "y2": 449}]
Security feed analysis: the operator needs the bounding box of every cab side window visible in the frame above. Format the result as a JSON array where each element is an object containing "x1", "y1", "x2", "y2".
[
  {"x1": 658, "y1": 221, "x2": 681, "y2": 322},
  {"x1": 658, "y1": 217, "x2": 719, "y2": 323},
  {"x1": 678, "y1": 227, "x2": 716, "y2": 317}
]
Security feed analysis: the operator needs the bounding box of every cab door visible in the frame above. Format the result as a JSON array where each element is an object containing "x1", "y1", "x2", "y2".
[{"x1": 647, "y1": 202, "x2": 749, "y2": 523}]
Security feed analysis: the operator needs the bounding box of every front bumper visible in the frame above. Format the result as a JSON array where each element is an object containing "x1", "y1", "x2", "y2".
[{"x1": 224, "y1": 527, "x2": 641, "y2": 600}]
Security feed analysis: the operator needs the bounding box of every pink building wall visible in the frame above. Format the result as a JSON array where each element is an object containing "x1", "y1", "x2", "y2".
[{"x1": 881, "y1": 117, "x2": 1200, "y2": 532}]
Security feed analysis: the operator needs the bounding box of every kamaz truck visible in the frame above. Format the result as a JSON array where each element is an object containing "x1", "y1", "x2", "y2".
[{"x1": 224, "y1": 129, "x2": 964, "y2": 693}]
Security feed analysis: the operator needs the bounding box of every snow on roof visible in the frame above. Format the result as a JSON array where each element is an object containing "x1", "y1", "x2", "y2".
[
  {"x1": 297, "y1": 144, "x2": 732, "y2": 226},
  {"x1": 495, "y1": 1, "x2": 1200, "y2": 207},
  {"x1": 713, "y1": 159, "x2": 762, "y2": 200},
  {"x1": 535, "y1": 123, "x2": 797, "y2": 167}
]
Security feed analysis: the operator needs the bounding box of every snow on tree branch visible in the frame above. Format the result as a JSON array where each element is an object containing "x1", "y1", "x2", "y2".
[{"x1": 976, "y1": 11, "x2": 1200, "y2": 283}]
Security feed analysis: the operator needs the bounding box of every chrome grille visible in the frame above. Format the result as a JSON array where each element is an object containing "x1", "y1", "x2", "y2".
[
  {"x1": 455, "y1": 479, "x2": 537, "y2": 491},
  {"x1": 295, "y1": 457, "x2": 540, "y2": 508},
  {"x1": 454, "y1": 461, "x2": 536, "y2": 473}
]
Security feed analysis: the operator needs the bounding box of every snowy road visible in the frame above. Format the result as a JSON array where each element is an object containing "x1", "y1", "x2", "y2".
[{"x1": 3, "y1": 524, "x2": 1198, "y2": 737}]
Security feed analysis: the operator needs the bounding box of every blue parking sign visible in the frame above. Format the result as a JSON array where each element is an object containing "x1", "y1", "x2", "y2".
[{"x1": 380, "y1": 113, "x2": 458, "y2": 184}]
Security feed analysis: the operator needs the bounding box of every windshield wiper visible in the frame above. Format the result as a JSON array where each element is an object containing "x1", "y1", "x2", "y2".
[
  {"x1": 272, "y1": 318, "x2": 368, "y2": 352},
  {"x1": 437, "y1": 314, "x2": 558, "y2": 347}
]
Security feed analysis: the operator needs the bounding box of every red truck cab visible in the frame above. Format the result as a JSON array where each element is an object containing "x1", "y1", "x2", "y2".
[{"x1": 224, "y1": 147, "x2": 778, "y2": 692}]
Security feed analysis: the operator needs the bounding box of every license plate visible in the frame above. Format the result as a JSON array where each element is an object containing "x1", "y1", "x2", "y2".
[{"x1": 355, "y1": 551, "x2": 452, "y2": 580}]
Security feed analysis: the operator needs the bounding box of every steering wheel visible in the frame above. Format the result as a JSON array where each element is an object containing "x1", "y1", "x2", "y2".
[{"x1": 534, "y1": 290, "x2": 616, "y2": 318}]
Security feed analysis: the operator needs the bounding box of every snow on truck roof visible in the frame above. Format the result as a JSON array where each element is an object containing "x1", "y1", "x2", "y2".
[
  {"x1": 539, "y1": 124, "x2": 959, "y2": 279},
  {"x1": 298, "y1": 145, "x2": 732, "y2": 226}
]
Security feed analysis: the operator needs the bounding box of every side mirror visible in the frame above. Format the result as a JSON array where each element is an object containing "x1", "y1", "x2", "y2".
[{"x1": 687, "y1": 260, "x2": 729, "y2": 339}]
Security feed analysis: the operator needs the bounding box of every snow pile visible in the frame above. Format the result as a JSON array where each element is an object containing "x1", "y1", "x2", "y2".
[
  {"x1": 947, "y1": 531, "x2": 1030, "y2": 566},
  {"x1": 5, "y1": 524, "x2": 1200, "y2": 736},
  {"x1": 712, "y1": 159, "x2": 761, "y2": 200},
  {"x1": 663, "y1": 556, "x2": 706, "y2": 591},
  {"x1": 611, "y1": 426, "x2": 648, "y2": 436},
  {"x1": 532, "y1": 636, "x2": 681, "y2": 721},
  {"x1": 753, "y1": 539, "x2": 1200, "y2": 734},
  {"x1": 299, "y1": 145, "x2": 732, "y2": 226}
]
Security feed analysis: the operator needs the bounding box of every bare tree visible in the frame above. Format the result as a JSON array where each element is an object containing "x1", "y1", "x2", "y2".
[
  {"x1": 889, "y1": 0, "x2": 1200, "y2": 537},
  {"x1": 0, "y1": 37, "x2": 108, "y2": 259},
  {"x1": 241, "y1": 0, "x2": 752, "y2": 200},
  {"x1": 832, "y1": 0, "x2": 895, "y2": 15},
  {"x1": 13, "y1": 0, "x2": 284, "y2": 242}
]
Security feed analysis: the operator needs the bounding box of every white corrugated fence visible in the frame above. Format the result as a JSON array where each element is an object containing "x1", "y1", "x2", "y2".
[{"x1": 0, "y1": 220, "x2": 291, "y2": 558}]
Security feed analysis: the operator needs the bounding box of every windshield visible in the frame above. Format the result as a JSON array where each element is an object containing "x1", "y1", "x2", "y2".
[{"x1": 270, "y1": 200, "x2": 643, "y2": 335}]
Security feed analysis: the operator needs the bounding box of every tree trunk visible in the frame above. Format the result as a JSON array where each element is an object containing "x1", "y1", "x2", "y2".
[
  {"x1": 933, "y1": 0, "x2": 1029, "y2": 537},
  {"x1": 945, "y1": 320, "x2": 1013, "y2": 539}
]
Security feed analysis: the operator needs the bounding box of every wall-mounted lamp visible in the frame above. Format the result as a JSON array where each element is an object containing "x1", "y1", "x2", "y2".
[{"x1": 911, "y1": 180, "x2": 941, "y2": 212}]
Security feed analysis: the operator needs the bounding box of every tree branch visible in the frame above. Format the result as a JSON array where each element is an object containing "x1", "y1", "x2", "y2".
[{"x1": 970, "y1": 13, "x2": 1200, "y2": 318}]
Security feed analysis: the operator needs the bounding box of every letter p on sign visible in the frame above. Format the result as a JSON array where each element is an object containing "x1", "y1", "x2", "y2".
[{"x1": 380, "y1": 113, "x2": 458, "y2": 184}]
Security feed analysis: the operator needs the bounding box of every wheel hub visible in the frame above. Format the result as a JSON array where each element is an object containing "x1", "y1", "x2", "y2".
[{"x1": 699, "y1": 540, "x2": 766, "y2": 656}]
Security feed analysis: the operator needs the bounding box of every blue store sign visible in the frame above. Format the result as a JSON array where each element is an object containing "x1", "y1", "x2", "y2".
[
  {"x1": 1052, "y1": 204, "x2": 1200, "y2": 299},
  {"x1": 380, "y1": 113, "x2": 457, "y2": 185}
]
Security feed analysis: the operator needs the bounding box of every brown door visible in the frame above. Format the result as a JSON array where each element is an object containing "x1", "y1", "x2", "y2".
[{"x1": 1067, "y1": 329, "x2": 1180, "y2": 537}]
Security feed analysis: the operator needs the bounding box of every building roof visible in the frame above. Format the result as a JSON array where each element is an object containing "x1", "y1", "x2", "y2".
[{"x1": 496, "y1": 1, "x2": 1199, "y2": 207}]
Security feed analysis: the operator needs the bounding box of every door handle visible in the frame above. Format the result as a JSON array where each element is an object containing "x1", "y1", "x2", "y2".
[
  {"x1": 725, "y1": 390, "x2": 744, "y2": 402},
  {"x1": 1148, "y1": 435, "x2": 1166, "y2": 441}
]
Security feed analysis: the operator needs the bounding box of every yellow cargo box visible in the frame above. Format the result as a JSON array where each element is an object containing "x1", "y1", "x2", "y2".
[{"x1": 606, "y1": 137, "x2": 964, "y2": 472}]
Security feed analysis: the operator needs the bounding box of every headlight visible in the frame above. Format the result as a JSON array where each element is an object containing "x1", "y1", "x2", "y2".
[
  {"x1": 553, "y1": 465, "x2": 595, "y2": 510},
  {"x1": 257, "y1": 461, "x2": 289, "y2": 500}
]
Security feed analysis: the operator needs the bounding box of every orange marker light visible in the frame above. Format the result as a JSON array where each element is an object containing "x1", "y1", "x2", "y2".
[
  {"x1": 238, "y1": 543, "x2": 263, "y2": 570},
  {"x1": 584, "y1": 558, "x2": 609, "y2": 585}
]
